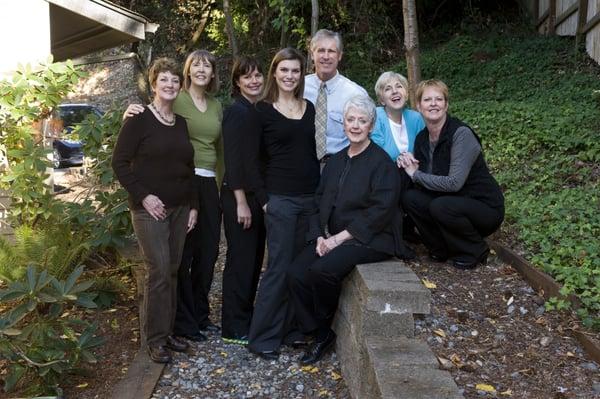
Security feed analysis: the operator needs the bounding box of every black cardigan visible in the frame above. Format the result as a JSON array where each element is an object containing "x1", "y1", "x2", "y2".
[{"x1": 307, "y1": 142, "x2": 413, "y2": 258}]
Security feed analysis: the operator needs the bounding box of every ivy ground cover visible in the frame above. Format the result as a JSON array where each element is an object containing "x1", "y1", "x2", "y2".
[{"x1": 404, "y1": 31, "x2": 600, "y2": 328}]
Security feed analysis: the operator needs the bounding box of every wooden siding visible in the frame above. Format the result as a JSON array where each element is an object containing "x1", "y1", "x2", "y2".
[{"x1": 528, "y1": 0, "x2": 600, "y2": 63}]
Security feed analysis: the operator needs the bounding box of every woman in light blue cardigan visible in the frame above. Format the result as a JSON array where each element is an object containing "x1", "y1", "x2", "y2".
[
  {"x1": 371, "y1": 71, "x2": 425, "y2": 243},
  {"x1": 371, "y1": 72, "x2": 425, "y2": 161}
]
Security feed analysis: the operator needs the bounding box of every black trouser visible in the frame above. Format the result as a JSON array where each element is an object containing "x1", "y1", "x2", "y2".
[
  {"x1": 220, "y1": 185, "x2": 266, "y2": 339},
  {"x1": 174, "y1": 176, "x2": 221, "y2": 335},
  {"x1": 248, "y1": 194, "x2": 315, "y2": 352},
  {"x1": 287, "y1": 243, "x2": 389, "y2": 334},
  {"x1": 402, "y1": 189, "x2": 503, "y2": 262}
]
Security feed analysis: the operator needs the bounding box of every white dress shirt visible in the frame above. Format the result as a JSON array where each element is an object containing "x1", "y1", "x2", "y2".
[{"x1": 304, "y1": 71, "x2": 367, "y2": 155}]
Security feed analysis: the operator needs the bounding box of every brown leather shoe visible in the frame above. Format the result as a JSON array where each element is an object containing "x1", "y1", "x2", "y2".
[
  {"x1": 147, "y1": 345, "x2": 171, "y2": 363},
  {"x1": 166, "y1": 335, "x2": 189, "y2": 352}
]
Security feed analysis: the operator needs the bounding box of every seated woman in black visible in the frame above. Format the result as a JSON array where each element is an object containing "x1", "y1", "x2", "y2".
[
  {"x1": 287, "y1": 95, "x2": 413, "y2": 365},
  {"x1": 398, "y1": 79, "x2": 504, "y2": 269}
]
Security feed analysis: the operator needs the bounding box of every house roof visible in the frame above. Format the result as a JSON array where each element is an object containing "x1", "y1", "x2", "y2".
[{"x1": 47, "y1": 0, "x2": 157, "y2": 61}]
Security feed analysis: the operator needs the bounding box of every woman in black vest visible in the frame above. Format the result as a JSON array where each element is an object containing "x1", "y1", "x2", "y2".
[{"x1": 398, "y1": 80, "x2": 504, "y2": 269}]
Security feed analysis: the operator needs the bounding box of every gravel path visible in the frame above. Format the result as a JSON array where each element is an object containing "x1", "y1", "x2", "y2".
[{"x1": 151, "y1": 242, "x2": 350, "y2": 399}]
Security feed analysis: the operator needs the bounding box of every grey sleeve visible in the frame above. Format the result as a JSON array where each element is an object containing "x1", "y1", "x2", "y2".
[{"x1": 412, "y1": 126, "x2": 481, "y2": 192}]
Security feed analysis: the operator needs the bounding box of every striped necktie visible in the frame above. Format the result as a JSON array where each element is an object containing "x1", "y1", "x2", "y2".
[{"x1": 315, "y1": 82, "x2": 327, "y2": 160}]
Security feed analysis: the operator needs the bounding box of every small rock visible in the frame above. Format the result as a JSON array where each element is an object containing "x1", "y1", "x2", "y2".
[
  {"x1": 535, "y1": 306, "x2": 545, "y2": 316},
  {"x1": 438, "y1": 357, "x2": 454, "y2": 370},
  {"x1": 592, "y1": 382, "x2": 600, "y2": 394},
  {"x1": 532, "y1": 295, "x2": 545, "y2": 306},
  {"x1": 582, "y1": 362, "x2": 599, "y2": 371},
  {"x1": 295, "y1": 384, "x2": 304, "y2": 393},
  {"x1": 519, "y1": 306, "x2": 528, "y2": 315},
  {"x1": 540, "y1": 336, "x2": 552, "y2": 347},
  {"x1": 507, "y1": 305, "x2": 515, "y2": 314},
  {"x1": 511, "y1": 371, "x2": 521, "y2": 379},
  {"x1": 450, "y1": 324, "x2": 459, "y2": 333}
]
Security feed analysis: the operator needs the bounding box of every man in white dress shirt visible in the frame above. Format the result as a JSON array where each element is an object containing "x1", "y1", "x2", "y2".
[{"x1": 304, "y1": 29, "x2": 368, "y2": 160}]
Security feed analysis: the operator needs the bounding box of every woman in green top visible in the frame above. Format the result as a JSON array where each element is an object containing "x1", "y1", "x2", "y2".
[{"x1": 124, "y1": 49, "x2": 223, "y2": 342}]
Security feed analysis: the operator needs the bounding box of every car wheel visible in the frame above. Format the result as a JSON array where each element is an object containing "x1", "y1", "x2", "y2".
[{"x1": 53, "y1": 148, "x2": 62, "y2": 169}]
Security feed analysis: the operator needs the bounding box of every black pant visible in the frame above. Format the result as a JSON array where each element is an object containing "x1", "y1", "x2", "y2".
[
  {"x1": 248, "y1": 194, "x2": 315, "y2": 352},
  {"x1": 174, "y1": 176, "x2": 221, "y2": 335},
  {"x1": 402, "y1": 189, "x2": 503, "y2": 262},
  {"x1": 287, "y1": 243, "x2": 389, "y2": 334},
  {"x1": 220, "y1": 185, "x2": 266, "y2": 339}
]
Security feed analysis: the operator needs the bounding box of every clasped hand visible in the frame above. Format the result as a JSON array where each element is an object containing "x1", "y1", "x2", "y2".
[
  {"x1": 316, "y1": 236, "x2": 338, "y2": 257},
  {"x1": 396, "y1": 152, "x2": 419, "y2": 177}
]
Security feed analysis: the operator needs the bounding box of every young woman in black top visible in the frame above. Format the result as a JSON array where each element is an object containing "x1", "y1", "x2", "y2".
[
  {"x1": 220, "y1": 56, "x2": 265, "y2": 345},
  {"x1": 112, "y1": 58, "x2": 198, "y2": 363},
  {"x1": 286, "y1": 95, "x2": 411, "y2": 365},
  {"x1": 246, "y1": 48, "x2": 320, "y2": 360}
]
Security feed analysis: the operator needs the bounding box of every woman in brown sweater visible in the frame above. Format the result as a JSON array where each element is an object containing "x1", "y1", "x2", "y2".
[{"x1": 112, "y1": 58, "x2": 198, "y2": 363}]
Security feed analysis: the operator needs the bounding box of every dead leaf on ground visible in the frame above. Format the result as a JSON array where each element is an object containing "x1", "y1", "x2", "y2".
[
  {"x1": 476, "y1": 383, "x2": 496, "y2": 393},
  {"x1": 422, "y1": 278, "x2": 437, "y2": 289}
]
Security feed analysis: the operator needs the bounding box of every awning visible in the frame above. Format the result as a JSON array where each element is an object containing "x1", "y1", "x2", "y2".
[{"x1": 47, "y1": 0, "x2": 158, "y2": 61}]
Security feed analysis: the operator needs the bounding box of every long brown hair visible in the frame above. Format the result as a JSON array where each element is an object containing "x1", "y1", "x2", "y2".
[
  {"x1": 261, "y1": 48, "x2": 306, "y2": 104},
  {"x1": 182, "y1": 49, "x2": 219, "y2": 94}
]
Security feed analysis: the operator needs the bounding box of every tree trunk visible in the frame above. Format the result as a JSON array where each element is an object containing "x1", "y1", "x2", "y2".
[
  {"x1": 402, "y1": 0, "x2": 421, "y2": 108},
  {"x1": 307, "y1": 0, "x2": 319, "y2": 71},
  {"x1": 181, "y1": 0, "x2": 214, "y2": 54},
  {"x1": 223, "y1": 0, "x2": 239, "y2": 57},
  {"x1": 280, "y1": 24, "x2": 288, "y2": 48},
  {"x1": 311, "y1": 0, "x2": 319, "y2": 36}
]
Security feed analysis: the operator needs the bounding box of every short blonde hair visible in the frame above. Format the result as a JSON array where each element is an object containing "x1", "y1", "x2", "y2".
[
  {"x1": 416, "y1": 79, "x2": 449, "y2": 103},
  {"x1": 374, "y1": 71, "x2": 409, "y2": 104},
  {"x1": 182, "y1": 49, "x2": 219, "y2": 94}
]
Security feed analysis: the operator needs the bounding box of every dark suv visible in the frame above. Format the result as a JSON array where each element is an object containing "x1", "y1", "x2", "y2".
[{"x1": 54, "y1": 104, "x2": 103, "y2": 168}]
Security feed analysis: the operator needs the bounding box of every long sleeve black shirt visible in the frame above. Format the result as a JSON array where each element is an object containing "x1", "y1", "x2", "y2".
[
  {"x1": 222, "y1": 96, "x2": 252, "y2": 191},
  {"x1": 246, "y1": 101, "x2": 320, "y2": 206}
]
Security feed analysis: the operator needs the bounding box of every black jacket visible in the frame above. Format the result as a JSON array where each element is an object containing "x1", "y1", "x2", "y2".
[
  {"x1": 413, "y1": 116, "x2": 504, "y2": 211},
  {"x1": 307, "y1": 142, "x2": 413, "y2": 259}
]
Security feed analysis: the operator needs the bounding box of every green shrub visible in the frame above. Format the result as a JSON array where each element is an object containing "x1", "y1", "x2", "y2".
[
  {"x1": 0, "y1": 225, "x2": 90, "y2": 282},
  {"x1": 0, "y1": 265, "x2": 103, "y2": 396},
  {"x1": 408, "y1": 31, "x2": 600, "y2": 328}
]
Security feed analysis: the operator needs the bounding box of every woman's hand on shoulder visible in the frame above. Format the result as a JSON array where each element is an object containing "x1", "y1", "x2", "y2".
[
  {"x1": 142, "y1": 194, "x2": 166, "y2": 221},
  {"x1": 187, "y1": 208, "x2": 198, "y2": 233},
  {"x1": 123, "y1": 104, "x2": 145, "y2": 120}
]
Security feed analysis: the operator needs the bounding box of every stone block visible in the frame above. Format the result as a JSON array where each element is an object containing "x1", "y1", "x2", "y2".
[{"x1": 366, "y1": 336, "x2": 463, "y2": 399}]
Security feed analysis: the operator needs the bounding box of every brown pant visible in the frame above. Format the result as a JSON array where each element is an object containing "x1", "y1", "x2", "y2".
[{"x1": 132, "y1": 205, "x2": 189, "y2": 347}]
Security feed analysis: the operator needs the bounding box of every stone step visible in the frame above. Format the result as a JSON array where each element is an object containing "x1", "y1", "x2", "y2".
[
  {"x1": 355, "y1": 261, "x2": 431, "y2": 316},
  {"x1": 366, "y1": 336, "x2": 463, "y2": 399}
]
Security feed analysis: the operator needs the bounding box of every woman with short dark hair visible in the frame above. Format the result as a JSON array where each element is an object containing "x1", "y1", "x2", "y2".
[
  {"x1": 399, "y1": 79, "x2": 504, "y2": 269},
  {"x1": 112, "y1": 57, "x2": 198, "y2": 363},
  {"x1": 220, "y1": 56, "x2": 265, "y2": 345}
]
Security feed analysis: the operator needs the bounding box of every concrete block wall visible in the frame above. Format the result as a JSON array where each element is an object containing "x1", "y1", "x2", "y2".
[{"x1": 333, "y1": 260, "x2": 463, "y2": 399}]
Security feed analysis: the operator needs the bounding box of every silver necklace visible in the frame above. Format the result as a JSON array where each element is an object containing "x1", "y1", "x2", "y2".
[{"x1": 150, "y1": 103, "x2": 175, "y2": 125}]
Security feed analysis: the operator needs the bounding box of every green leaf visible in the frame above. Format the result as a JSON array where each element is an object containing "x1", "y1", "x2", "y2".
[{"x1": 3, "y1": 364, "x2": 25, "y2": 392}]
